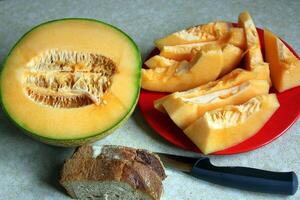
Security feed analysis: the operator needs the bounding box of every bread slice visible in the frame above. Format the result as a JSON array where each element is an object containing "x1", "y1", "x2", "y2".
[{"x1": 60, "y1": 145, "x2": 166, "y2": 200}]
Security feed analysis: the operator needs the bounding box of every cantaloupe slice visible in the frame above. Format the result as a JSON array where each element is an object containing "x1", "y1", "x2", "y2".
[
  {"x1": 144, "y1": 44, "x2": 242, "y2": 92},
  {"x1": 154, "y1": 43, "x2": 242, "y2": 76},
  {"x1": 238, "y1": 11, "x2": 271, "y2": 84},
  {"x1": 184, "y1": 94, "x2": 279, "y2": 154},
  {"x1": 144, "y1": 55, "x2": 178, "y2": 69},
  {"x1": 0, "y1": 19, "x2": 141, "y2": 146},
  {"x1": 264, "y1": 29, "x2": 300, "y2": 92},
  {"x1": 159, "y1": 27, "x2": 246, "y2": 61},
  {"x1": 219, "y1": 44, "x2": 243, "y2": 76},
  {"x1": 238, "y1": 11, "x2": 263, "y2": 68},
  {"x1": 142, "y1": 45, "x2": 223, "y2": 92},
  {"x1": 155, "y1": 22, "x2": 231, "y2": 49},
  {"x1": 162, "y1": 80, "x2": 269, "y2": 129},
  {"x1": 154, "y1": 68, "x2": 267, "y2": 112}
]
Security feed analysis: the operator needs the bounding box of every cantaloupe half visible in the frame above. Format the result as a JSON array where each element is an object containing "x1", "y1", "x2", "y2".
[
  {"x1": 0, "y1": 19, "x2": 141, "y2": 146},
  {"x1": 159, "y1": 27, "x2": 246, "y2": 61},
  {"x1": 238, "y1": 11, "x2": 271, "y2": 84},
  {"x1": 155, "y1": 22, "x2": 232, "y2": 49},
  {"x1": 184, "y1": 94, "x2": 279, "y2": 154},
  {"x1": 161, "y1": 79, "x2": 269, "y2": 129},
  {"x1": 264, "y1": 29, "x2": 300, "y2": 92},
  {"x1": 142, "y1": 44, "x2": 223, "y2": 92}
]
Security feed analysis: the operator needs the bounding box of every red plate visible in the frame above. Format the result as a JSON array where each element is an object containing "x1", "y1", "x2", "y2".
[{"x1": 138, "y1": 25, "x2": 300, "y2": 155}]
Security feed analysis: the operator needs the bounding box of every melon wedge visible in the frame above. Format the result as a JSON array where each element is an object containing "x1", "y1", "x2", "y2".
[
  {"x1": 238, "y1": 11, "x2": 263, "y2": 68},
  {"x1": 0, "y1": 19, "x2": 141, "y2": 146},
  {"x1": 159, "y1": 27, "x2": 245, "y2": 61},
  {"x1": 154, "y1": 68, "x2": 268, "y2": 112},
  {"x1": 264, "y1": 29, "x2": 300, "y2": 92},
  {"x1": 238, "y1": 11, "x2": 271, "y2": 84},
  {"x1": 142, "y1": 44, "x2": 223, "y2": 92},
  {"x1": 184, "y1": 94, "x2": 280, "y2": 154},
  {"x1": 155, "y1": 22, "x2": 231, "y2": 49},
  {"x1": 162, "y1": 80, "x2": 269, "y2": 129},
  {"x1": 154, "y1": 43, "x2": 242, "y2": 77}
]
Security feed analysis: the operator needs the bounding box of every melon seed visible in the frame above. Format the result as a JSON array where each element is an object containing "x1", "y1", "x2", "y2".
[{"x1": 23, "y1": 49, "x2": 116, "y2": 108}]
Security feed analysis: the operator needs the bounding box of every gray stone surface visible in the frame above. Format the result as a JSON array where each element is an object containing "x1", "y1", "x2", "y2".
[{"x1": 0, "y1": 0, "x2": 299, "y2": 199}]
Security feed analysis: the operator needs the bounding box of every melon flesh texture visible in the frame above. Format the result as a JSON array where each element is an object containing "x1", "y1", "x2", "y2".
[
  {"x1": 238, "y1": 11, "x2": 271, "y2": 85},
  {"x1": 0, "y1": 19, "x2": 141, "y2": 146},
  {"x1": 158, "y1": 27, "x2": 246, "y2": 61},
  {"x1": 184, "y1": 94, "x2": 279, "y2": 154},
  {"x1": 159, "y1": 41, "x2": 219, "y2": 61},
  {"x1": 154, "y1": 68, "x2": 268, "y2": 112},
  {"x1": 155, "y1": 22, "x2": 232, "y2": 49},
  {"x1": 264, "y1": 29, "x2": 300, "y2": 92},
  {"x1": 142, "y1": 45, "x2": 223, "y2": 92},
  {"x1": 162, "y1": 80, "x2": 269, "y2": 129}
]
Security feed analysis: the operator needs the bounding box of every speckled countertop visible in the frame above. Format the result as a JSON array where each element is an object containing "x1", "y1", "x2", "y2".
[{"x1": 0, "y1": 0, "x2": 299, "y2": 199}]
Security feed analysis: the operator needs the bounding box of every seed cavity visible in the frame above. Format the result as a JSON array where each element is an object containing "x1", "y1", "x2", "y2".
[
  {"x1": 23, "y1": 49, "x2": 116, "y2": 108},
  {"x1": 206, "y1": 97, "x2": 262, "y2": 128}
]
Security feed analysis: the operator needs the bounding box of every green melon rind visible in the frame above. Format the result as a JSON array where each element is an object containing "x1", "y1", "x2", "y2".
[{"x1": 0, "y1": 18, "x2": 142, "y2": 147}]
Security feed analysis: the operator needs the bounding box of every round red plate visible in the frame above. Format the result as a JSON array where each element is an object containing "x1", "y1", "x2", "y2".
[{"x1": 138, "y1": 25, "x2": 300, "y2": 155}]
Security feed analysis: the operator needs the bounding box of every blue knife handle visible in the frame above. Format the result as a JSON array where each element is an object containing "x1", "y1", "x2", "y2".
[{"x1": 190, "y1": 157, "x2": 298, "y2": 195}]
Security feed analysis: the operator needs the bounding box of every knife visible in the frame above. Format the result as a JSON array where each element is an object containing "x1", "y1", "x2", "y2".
[{"x1": 156, "y1": 152, "x2": 298, "y2": 195}]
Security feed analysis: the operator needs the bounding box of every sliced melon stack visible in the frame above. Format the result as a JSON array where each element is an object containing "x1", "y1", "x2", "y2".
[
  {"x1": 146, "y1": 11, "x2": 299, "y2": 154},
  {"x1": 264, "y1": 30, "x2": 300, "y2": 92},
  {"x1": 0, "y1": 19, "x2": 141, "y2": 146},
  {"x1": 142, "y1": 22, "x2": 247, "y2": 92},
  {"x1": 184, "y1": 94, "x2": 280, "y2": 154}
]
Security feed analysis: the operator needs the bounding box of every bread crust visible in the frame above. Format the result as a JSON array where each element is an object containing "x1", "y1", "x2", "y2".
[{"x1": 60, "y1": 145, "x2": 166, "y2": 200}]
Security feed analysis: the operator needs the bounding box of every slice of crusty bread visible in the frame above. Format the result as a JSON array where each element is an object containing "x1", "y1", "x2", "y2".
[{"x1": 60, "y1": 145, "x2": 166, "y2": 200}]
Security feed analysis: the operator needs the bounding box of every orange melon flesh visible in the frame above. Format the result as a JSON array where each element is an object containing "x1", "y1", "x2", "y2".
[
  {"x1": 155, "y1": 22, "x2": 232, "y2": 49},
  {"x1": 264, "y1": 29, "x2": 300, "y2": 92},
  {"x1": 227, "y1": 27, "x2": 246, "y2": 50},
  {"x1": 158, "y1": 27, "x2": 246, "y2": 61},
  {"x1": 0, "y1": 19, "x2": 141, "y2": 145},
  {"x1": 142, "y1": 45, "x2": 223, "y2": 92},
  {"x1": 184, "y1": 94, "x2": 279, "y2": 154},
  {"x1": 144, "y1": 55, "x2": 178, "y2": 69},
  {"x1": 162, "y1": 79, "x2": 269, "y2": 129},
  {"x1": 219, "y1": 44, "x2": 243, "y2": 76},
  {"x1": 154, "y1": 68, "x2": 267, "y2": 112},
  {"x1": 159, "y1": 41, "x2": 218, "y2": 61}
]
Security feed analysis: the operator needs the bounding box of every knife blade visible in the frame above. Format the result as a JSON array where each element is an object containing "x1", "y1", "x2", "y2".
[{"x1": 156, "y1": 152, "x2": 298, "y2": 195}]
